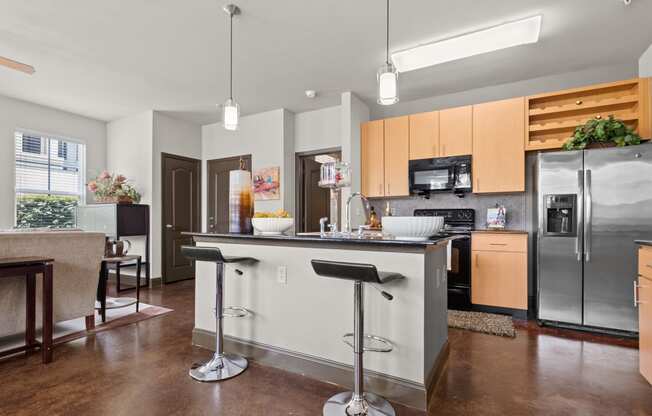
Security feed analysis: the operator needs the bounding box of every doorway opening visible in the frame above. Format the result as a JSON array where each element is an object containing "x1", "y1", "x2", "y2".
[
  {"x1": 206, "y1": 154, "x2": 252, "y2": 234},
  {"x1": 295, "y1": 148, "x2": 342, "y2": 233}
]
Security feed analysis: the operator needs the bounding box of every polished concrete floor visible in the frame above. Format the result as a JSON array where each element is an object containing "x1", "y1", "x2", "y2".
[{"x1": 0, "y1": 280, "x2": 650, "y2": 416}]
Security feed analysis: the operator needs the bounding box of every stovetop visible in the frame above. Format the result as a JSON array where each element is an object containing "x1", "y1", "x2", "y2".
[{"x1": 414, "y1": 208, "x2": 475, "y2": 235}]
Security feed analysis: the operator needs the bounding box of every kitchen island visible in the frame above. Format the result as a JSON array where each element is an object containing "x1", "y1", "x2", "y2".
[{"x1": 186, "y1": 232, "x2": 450, "y2": 410}]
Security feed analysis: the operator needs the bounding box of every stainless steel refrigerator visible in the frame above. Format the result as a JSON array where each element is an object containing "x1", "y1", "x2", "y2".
[{"x1": 537, "y1": 143, "x2": 652, "y2": 333}]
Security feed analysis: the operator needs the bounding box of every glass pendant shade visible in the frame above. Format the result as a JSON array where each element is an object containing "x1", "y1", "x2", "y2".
[
  {"x1": 377, "y1": 62, "x2": 399, "y2": 105},
  {"x1": 222, "y1": 98, "x2": 240, "y2": 131}
]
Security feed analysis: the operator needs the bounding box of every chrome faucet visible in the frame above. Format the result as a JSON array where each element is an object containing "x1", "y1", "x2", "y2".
[{"x1": 345, "y1": 192, "x2": 371, "y2": 234}]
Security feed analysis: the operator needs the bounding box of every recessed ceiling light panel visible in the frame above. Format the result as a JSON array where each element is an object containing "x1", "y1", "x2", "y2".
[{"x1": 391, "y1": 15, "x2": 542, "y2": 73}]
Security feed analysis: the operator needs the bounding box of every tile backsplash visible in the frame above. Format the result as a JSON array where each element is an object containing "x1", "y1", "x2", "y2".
[{"x1": 370, "y1": 192, "x2": 527, "y2": 230}]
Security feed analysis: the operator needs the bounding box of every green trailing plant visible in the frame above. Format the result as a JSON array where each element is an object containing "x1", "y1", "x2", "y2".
[{"x1": 562, "y1": 115, "x2": 642, "y2": 151}]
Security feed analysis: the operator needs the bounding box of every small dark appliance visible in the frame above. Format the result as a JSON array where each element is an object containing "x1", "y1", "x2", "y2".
[{"x1": 409, "y1": 155, "x2": 472, "y2": 197}]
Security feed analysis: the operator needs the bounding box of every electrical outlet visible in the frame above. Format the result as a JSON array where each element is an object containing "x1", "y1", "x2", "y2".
[{"x1": 277, "y1": 266, "x2": 287, "y2": 284}]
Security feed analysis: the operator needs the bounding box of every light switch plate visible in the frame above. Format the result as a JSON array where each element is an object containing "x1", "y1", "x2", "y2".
[{"x1": 277, "y1": 266, "x2": 287, "y2": 284}]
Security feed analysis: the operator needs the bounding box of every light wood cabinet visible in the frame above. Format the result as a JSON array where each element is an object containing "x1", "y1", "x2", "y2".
[
  {"x1": 409, "y1": 111, "x2": 439, "y2": 160},
  {"x1": 472, "y1": 233, "x2": 528, "y2": 310},
  {"x1": 639, "y1": 246, "x2": 652, "y2": 384},
  {"x1": 472, "y1": 97, "x2": 526, "y2": 193},
  {"x1": 526, "y1": 78, "x2": 652, "y2": 151},
  {"x1": 384, "y1": 116, "x2": 410, "y2": 197},
  {"x1": 440, "y1": 105, "x2": 473, "y2": 156},
  {"x1": 361, "y1": 120, "x2": 385, "y2": 198}
]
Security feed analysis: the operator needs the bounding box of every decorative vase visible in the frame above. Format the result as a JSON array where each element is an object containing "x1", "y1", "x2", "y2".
[
  {"x1": 95, "y1": 195, "x2": 118, "y2": 204},
  {"x1": 229, "y1": 169, "x2": 253, "y2": 234}
]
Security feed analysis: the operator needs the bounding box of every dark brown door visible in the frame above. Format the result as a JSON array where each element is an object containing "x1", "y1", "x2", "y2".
[
  {"x1": 302, "y1": 157, "x2": 330, "y2": 232},
  {"x1": 207, "y1": 155, "x2": 252, "y2": 233},
  {"x1": 162, "y1": 153, "x2": 201, "y2": 283}
]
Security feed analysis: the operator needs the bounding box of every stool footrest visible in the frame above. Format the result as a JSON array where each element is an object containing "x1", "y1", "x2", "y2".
[
  {"x1": 223, "y1": 306, "x2": 250, "y2": 318},
  {"x1": 342, "y1": 333, "x2": 393, "y2": 353}
]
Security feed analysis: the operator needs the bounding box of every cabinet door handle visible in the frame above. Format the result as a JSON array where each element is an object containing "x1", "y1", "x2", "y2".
[
  {"x1": 634, "y1": 281, "x2": 640, "y2": 307},
  {"x1": 489, "y1": 243, "x2": 508, "y2": 246},
  {"x1": 387, "y1": 183, "x2": 391, "y2": 195},
  {"x1": 475, "y1": 253, "x2": 479, "y2": 267}
]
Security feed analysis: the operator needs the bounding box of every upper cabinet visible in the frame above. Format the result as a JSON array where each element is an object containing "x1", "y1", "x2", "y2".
[
  {"x1": 361, "y1": 120, "x2": 385, "y2": 198},
  {"x1": 384, "y1": 116, "x2": 410, "y2": 197},
  {"x1": 473, "y1": 97, "x2": 526, "y2": 193},
  {"x1": 526, "y1": 78, "x2": 652, "y2": 151},
  {"x1": 409, "y1": 111, "x2": 439, "y2": 160},
  {"x1": 440, "y1": 105, "x2": 473, "y2": 157}
]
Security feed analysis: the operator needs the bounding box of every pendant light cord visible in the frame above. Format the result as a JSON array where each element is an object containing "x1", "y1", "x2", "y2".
[
  {"x1": 229, "y1": 12, "x2": 234, "y2": 100},
  {"x1": 386, "y1": 0, "x2": 390, "y2": 64}
]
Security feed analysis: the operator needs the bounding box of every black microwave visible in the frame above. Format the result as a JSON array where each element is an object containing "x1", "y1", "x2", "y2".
[{"x1": 409, "y1": 155, "x2": 472, "y2": 195}]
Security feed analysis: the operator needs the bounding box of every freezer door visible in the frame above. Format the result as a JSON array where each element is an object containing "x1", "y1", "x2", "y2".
[
  {"x1": 537, "y1": 151, "x2": 584, "y2": 324},
  {"x1": 583, "y1": 143, "x2": 652, "y2": 332}
]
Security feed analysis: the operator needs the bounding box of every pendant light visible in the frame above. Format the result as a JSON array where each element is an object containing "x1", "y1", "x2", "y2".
[
  {"x1": 222, "y1": 4, "x2": 240, "y2": 130},
  {"x1": 377, "y1": 0, "x2": 398, "y2": 105}
]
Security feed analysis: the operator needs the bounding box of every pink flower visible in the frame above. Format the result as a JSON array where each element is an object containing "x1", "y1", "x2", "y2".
[
  {"x1": 99, "y1": 170, "x2": 111, "y2": 180},
  {"x1": 115, "y1": 174, "x2": 126, "y2": 184},
  {"x1": 87, "y1": 181, "x2": 98, "y2": 192}
]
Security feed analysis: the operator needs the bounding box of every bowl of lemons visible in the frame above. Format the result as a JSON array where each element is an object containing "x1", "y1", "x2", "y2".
[{"x1": 251, "y1": 210, "x2": 294, "y2": 235}]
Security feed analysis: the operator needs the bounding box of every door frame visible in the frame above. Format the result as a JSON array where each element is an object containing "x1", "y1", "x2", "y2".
[
  {"x1": 206, "y1": 154, "x2": 252, "y2": 233},
  {"x1": 295, "y1": 147, "x2": 341, "y2": 233},
  {"x1": 161, "y1": 152, "x2": 202, "y2": 284}
]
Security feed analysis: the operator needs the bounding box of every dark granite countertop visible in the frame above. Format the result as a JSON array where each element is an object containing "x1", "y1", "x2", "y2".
[
  {"x1": 636, "y1": 240, "x2": 652, "y2": 247},
  {"x1": 184, "y1": 232, "x2": 453, "y2": 249}
]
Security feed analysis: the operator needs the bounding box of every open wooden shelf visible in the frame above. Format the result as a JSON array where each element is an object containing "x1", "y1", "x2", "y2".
[{"x1": 526, "y1": 78, "x2": 651, "y2": 151}]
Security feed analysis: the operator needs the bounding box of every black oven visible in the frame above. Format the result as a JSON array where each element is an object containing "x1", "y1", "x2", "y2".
[{"x1": 409, "y1": 155, "x2": 472, "y2": 195}]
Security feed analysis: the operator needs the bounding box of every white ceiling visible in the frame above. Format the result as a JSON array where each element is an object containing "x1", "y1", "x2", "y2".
[{"x1": 0, "y1": 0, "x2": 651, "y2": 125}]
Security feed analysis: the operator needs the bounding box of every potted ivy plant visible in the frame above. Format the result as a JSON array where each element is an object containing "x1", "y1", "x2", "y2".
[{"x1": 562, "y1": 115, "x2": 642, "y2": 151}]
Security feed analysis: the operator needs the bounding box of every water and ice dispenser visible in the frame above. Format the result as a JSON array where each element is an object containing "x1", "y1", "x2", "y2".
[{"x1": 544, "y1": 194, "x2": 577, "y2": 236}]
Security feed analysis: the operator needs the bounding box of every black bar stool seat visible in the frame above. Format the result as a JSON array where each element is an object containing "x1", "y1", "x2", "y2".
[
  {"x1": 182, "y1": 246, "x2": 257, "y2": 382},
  {"x1": 311, "y1": 259, "x2": 404, "y2": 416}
]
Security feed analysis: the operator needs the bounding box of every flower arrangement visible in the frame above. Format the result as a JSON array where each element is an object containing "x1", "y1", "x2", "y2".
[{"x1": 87, "y1": 171, "x2": 141, "y2": 204}]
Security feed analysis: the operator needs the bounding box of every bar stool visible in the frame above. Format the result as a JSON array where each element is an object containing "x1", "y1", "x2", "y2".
[
  {"x1": 311, "y1": 259, "x2": 404, "y2": 416},
  {"x1": 181, "y1": 246, "x2": 257, "y2": 382}
]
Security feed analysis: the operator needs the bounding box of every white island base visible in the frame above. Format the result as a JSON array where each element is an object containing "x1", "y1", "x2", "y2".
[{"x1": 190, "y1": 234, "x2": 449, "y2": 411}]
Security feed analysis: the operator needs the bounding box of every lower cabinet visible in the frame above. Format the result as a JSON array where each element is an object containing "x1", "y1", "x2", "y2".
[
  {"x1": 639, "y1": 246, "x2": 652, "y2": 384},
  {"x1": 471, "y1": 233, "x2": 528, "y2": 310}
]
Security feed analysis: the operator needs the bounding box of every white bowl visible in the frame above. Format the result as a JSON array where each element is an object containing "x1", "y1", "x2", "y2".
[
  {"x1": 251, "y1": 217, "x2": 294, "y2": 235},
  {"x1": 381, "y1": 216, "x2": 444, "y2": 241}
]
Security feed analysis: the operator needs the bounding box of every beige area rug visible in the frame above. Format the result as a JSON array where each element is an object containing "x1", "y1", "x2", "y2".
[
  {"x1": 0, "y1": 302, "x2": 173, "y2": 355},
  {"x1": 448, "y1": 310, "x2": 517, "y2": 338}
]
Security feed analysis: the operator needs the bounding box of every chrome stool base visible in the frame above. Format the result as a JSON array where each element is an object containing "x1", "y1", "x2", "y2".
[
  {"x1": 189, "y1": 353, "x2": 248, "y2": 382},
  {"x1": 323, "y1": 392, "x2": 396, "y2": 416}
]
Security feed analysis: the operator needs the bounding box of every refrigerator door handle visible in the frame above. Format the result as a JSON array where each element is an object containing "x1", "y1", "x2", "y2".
[
  {"x1": 584, "y1": 169, "x2": 592, "y2": 263},
  {"x1": 576, "y1": 170, "x2": 583, "y2": 262}
]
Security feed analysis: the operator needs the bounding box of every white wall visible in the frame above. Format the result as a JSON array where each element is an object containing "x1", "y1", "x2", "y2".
[
  {"x1": 0, "y1": 94, "x2": 106, "y2": 229},
  {"x1": 371, "y1": 63, "x2": 638, "y2": 119},
  {"x1": 641, "y1": 44, "x2": 652, "y2": 77},
  {"x1": 294, "y1": 105, "x2": 341, "y2": 153},
  {"x1": 152, "y1": 112, "x2": 202, "y2": 278},
  {"x1": 106, "y1": 111, "x2": 202, "y2": 279},
  {"x1": 201, "y1": 109, "x2": 294, "y2": 232}
]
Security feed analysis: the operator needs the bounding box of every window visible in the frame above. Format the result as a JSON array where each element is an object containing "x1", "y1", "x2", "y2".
[
  {"x1": 14, "y1": 132, "x2": 85, "y2": 229},
  {"x1": 57, "y1": 140, "x2": 68, "y2": 159},
  {"x1": 22, "y1": 136, "x2": 42, "y2": 154}
]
